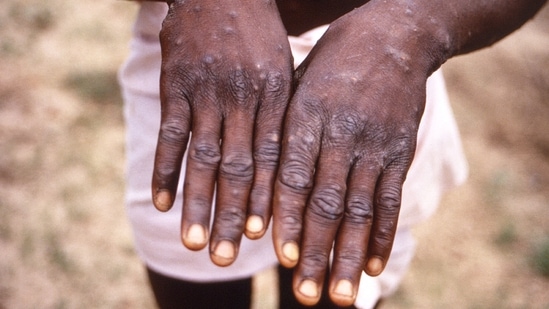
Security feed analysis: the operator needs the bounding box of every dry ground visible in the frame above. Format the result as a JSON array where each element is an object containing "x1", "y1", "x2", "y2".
[{"x1": 0, "y1": 1, "x2": 548, "y2": 308}]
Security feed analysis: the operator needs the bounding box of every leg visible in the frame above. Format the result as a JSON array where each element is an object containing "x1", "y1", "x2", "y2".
[{"x1": 146, "y1": 266, "x2": 252, "y2": 309}]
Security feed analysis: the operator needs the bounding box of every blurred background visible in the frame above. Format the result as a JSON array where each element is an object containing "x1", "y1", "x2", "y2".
[{"x1": 0, "y1": 1, "x2": 548, "y2": 308}]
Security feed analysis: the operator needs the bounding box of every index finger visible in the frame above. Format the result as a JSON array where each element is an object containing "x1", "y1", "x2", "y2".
[
  {"x1": 272, "y1": 106, "x2": 321, "y2": 268},
  {"x1": 291, "y1": 146, "x2": 351, "y2": 306}
]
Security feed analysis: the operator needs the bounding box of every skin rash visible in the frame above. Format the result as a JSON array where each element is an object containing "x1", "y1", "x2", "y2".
[{"x1": 132, "y1": 0, "x2": 548, "y2": 306}]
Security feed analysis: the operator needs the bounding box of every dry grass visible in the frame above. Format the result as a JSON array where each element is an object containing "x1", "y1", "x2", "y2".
[
  {"x1": 0, "y1": 1, "x2": 154, "y2": 308},
  {"x1": 0, "y1": 1, "x2": 548, "y2": 308}
]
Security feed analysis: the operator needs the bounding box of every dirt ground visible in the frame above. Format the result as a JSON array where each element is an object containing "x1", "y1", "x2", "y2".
[{"x1": 1, "y1": 1, "x2": 548, "y2": 308}]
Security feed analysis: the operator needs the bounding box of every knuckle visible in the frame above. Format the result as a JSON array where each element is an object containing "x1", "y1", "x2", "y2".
[
  {"x1": 219, "y1": 154, "x2": 254, "y2": 182},
  {"x1": 371, "y1": 225, "x2": 395, "y2": 250},
  {"x1": 329, "y1": 113, "x2": 364, "y2": 139},
  {"x1": 280, "y1": 213, "x2": 303, "y2": 235},
  {"x1": 360, "y1": 123, "x2": 391, "y2": 148},
  {"x1": 263, "y1": 71, "x2": 289, "y2": 99},
  {"x1": 254, "y1": 137, "x2": 280, "y2": 167},
  {"x1": 281, "y1": 212, "x2": 302, "y2": 226},
  {"x1": 186, "y1": 195, "x2": 212, "y2": 211},
  {"x1": 345, "y1": 196, "x2": 374, "y2": 223},
  {"x1": 302, "y1": 251, "x2": 328, "y2": 265},
  {"x1": 301, "y1": 247, "x2": 330, "y2": 270},
  {"x1": 309, "y1": 185, "x2": 345, "y2": 221},
  {"x1": 161, "y1": 63, "x2": 196, "y2": 99},
  {"x1": 259, "y1": 72, "x2": 290, "y2": 115},
  {"x1": 189, "y1": 141, "x2": 221, "y2": 167},
  {"x1": 371, "y1": 185, "x2": 401, "y2": 250},
  {"x1": 376, "y1": 185, "x2": 402, "y2": 212},
  {"x1": 159, "y1": 119, "x2": 189, "y2": 145},
  {"x1": 278, "y1": 160, "x2": 314, "y2": 191},
  {"x1": 388, "y1": 136, "x2": 416, "y2": 160},
  {"x1": 216, "y1": 206, "x2": 246, "y2": 230},
  {"x1": 375, "y1": 215, "x2": 397, "y2": 234},
  {"x1": 291, "y1": 96, "x2": 326, "y2": 122},
  {"x1": 172, "y1": 66, "x2": 196, "y2": 90},
  {"x1": 337, "y1": 248, "x2": 367, "y2": 268},
  {"x1": 215, "y1": 206, "x2": 246, "y2": 232},
  {"x1": 386, "y1": 156, "x2": 412, "y2": 172},
  {"x1": 153, "y1": 164, "x2": 179, "y2": 184},
  {"x1": 228, "y1": 68, "x2": 254, "y2": 104},
  {"x1": 266, "y1": 71, "x2": 284, "y2": 92}
]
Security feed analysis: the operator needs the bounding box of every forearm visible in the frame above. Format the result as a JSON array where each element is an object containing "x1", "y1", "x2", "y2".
[
  {"x1": 420, "y1": 0, "x2": 546, "y2": 57},
  {"x1": 335, "y1": 0, "x2": 546, "y2": 76}
]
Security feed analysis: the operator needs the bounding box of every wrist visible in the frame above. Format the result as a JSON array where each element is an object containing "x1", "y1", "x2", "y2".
[
  {"x1": 355, "y1": 0, "x2": 547, "y2": 63},
  {"x1": 335, "y1": 0, "x2": 453, "y2": 76}
]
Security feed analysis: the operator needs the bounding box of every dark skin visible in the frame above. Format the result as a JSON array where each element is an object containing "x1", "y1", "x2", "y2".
[{"x1": 146, "y1": 0, "x2": 547, "y2": 306}]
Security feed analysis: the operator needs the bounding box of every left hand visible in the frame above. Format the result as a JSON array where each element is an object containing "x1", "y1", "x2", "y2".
[{"x1": 272, "y1": 3, "x2": 443, "y2": 306}]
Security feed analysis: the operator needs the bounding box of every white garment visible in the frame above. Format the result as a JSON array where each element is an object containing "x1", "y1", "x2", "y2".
[{"x1": 119, "y1": 2, "x2": 467, "y2": 307}]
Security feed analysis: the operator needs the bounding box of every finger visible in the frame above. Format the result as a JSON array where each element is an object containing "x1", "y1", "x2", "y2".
[
  {"x1": 246, "y1": 72, "x2": 291, "y2": 239},
  {"x1": 292, "y1": 146, "x2": 351, "y2": 306},
  {"x1": 152, "y1": 81, "x2": 192, "y2": 212},
  {"x1": 365, "y1": 160, "x2": 409, "y2": 276},
  {"x1": 209, "y1": 109, "x2": 255, "y2": 267},
  {"x1": 273, "y1": 105, "x2": 321, "y2": 268},
  {"x1": 180, "y1": 101, "x2": 222, "y2": 251},
  {"x1": 329, "y1": 160, "x2": 380, "y2": 307}
]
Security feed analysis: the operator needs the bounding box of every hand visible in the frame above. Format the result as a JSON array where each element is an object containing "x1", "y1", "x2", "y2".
[
  {"x1": 152, "y1": 0, "x2": 293, "y2": 266},
  {"x1": 272, "y1": 3, "x2": 441, "y2": 306}
]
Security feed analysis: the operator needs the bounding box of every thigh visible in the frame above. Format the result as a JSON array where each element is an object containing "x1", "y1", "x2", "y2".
[{"x1": 146, "y1": 267, "x2": 252, "y2": 309}]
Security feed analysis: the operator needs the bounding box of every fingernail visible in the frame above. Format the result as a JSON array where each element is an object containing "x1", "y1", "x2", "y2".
[
  {"x1": 245, "y1": 215, "x2": 264, "y2": 234},
  {"x1": 298, "y1": 279, "x2": 319, "y2": 298},
  {"x1": 366, "y1": 257, "x2": 384, "y2": 276},
  {"x1": 333, "y1": 279, "x2": 354, "y2": 298},
  {"x1": 184, "y1": 224, "x2": 207, "y2": 249},
  {"x1": 213, "y1": 240, "x2": 235, "y2": 261},
  {"x1": 282, "y1": 241, "x2": 299, "y2": 263},
  {"x1": 154, "y1": 190, "x2": 172, "y2": 211}
]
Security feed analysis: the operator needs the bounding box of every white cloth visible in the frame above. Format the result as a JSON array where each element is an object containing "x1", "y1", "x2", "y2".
[{"x1": 119, "y1": 2, "x2": 468, "y2": 307}]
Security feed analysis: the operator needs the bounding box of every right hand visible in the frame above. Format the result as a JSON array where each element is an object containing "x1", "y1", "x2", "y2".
[{"x1": 152, "y1": 0, "x2": 293, "y2": 266}]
